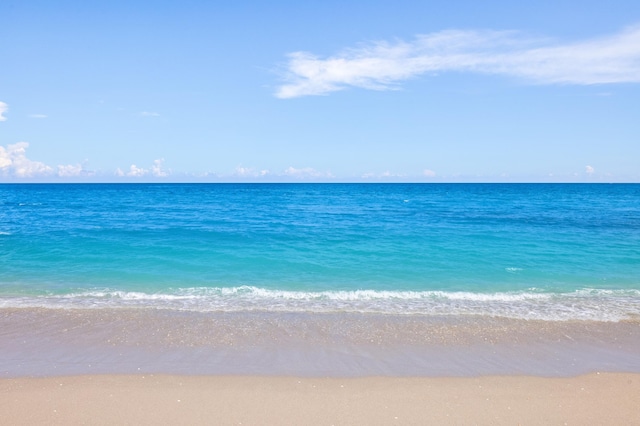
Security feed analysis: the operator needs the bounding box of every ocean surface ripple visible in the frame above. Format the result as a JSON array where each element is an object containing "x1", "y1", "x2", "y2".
[{"x1": 1, "y1": 183, "x2": 639, "y2": 323}]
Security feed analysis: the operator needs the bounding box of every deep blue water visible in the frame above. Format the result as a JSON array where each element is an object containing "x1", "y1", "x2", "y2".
[{"x1": 1, "y1": 183, "x2": 639, "y2": 321}]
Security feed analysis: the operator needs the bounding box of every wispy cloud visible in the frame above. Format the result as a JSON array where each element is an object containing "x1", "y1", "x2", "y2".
[
  {"x1": 0, "y1": 102, "x2": 8, "y2": 121},
  {"x1": 276, "y1": 24, "x2": 640, "y2": 98},
  {"x1": 140, "y1": 111, "x2": 160, "y2": 117}
]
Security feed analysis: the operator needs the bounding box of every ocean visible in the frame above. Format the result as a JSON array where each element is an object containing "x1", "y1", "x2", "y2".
[{"x1": 1, "y1": 183, "x2": 639, "y2": 376}]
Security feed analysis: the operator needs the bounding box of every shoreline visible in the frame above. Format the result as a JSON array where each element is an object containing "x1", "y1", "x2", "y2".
[
  {"x1": 3, "y1": 307, "x2": 640, "y2": 378},
  {"x1": 2, "y1": 373, "x2": 639, "y2": 425}
]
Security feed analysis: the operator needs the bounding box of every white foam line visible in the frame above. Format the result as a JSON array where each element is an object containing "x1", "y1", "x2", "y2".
[{"x1": 1, "y1": 286, "x2": 639, "y2": 322}]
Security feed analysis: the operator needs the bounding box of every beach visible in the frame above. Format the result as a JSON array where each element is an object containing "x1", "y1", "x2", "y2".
[
  {"x1": 2, "y1": 184, "x2": 640, "y2": 423},
  {"x1": 2, "y1": 308, "x2": 640, "y2": 424},
  {"x1": 3, "y1": 373, "x2": 639, "y2": 425},
  {"x1": 2, "y1": 308, "x2": 640, "y2": 377}
]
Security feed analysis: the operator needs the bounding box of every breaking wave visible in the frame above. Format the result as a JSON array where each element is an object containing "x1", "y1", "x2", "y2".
[{"x1": 1, "y1": 286, "x2": 639, "y2": 322}]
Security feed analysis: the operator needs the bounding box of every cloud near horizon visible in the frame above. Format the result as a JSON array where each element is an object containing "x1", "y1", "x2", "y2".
[
  {"x1": 233, "y1": 166, "x2": 271, "y2": 178},
  {"x1": 283, "y1": 166, "x2": 334, "y2": 179},
  {"x1": 115, "y1": 159, "x2": 170, "y2": 178},
  {"x1": 0, "y1": 142, "x2": 53, "y2": 177},
  {"x1": 276, "y1": 24, "x2": 640, "y2": 98},
  {"x1": 0, "y1": 142, "x2": 93, "y2": 178}
]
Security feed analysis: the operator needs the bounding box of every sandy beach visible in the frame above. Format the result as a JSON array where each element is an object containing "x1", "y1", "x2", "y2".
[
  {"x1": 3, "y1": 309, "x2": 640, "y2": 424},
  {"x1": 2, "y1": 185, "x2": 640, "y2": 424},
  {"x1": 2, "y1": 373, "x2": 639, "y2": 425}
]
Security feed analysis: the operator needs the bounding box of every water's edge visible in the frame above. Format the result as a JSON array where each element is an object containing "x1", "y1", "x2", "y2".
[{"x1": 3, "y1": 307, "x2": 639, "y2": 378}]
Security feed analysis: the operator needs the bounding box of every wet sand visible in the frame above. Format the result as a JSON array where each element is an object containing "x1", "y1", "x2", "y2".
[
  {"x1": 2, "y1": 308, "x2": 640, "y2": 377},
  {"x1": 2, "y1": 308, "x2": 640, "y2": 424},
  {"x1": 2, "y1": 373, "x2": 639, "y2": 425}
]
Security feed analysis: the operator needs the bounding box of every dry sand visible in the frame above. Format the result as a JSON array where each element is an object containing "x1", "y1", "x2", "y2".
[{"x1": 2, "y1": 373, "x2": 639, "y2": 425}]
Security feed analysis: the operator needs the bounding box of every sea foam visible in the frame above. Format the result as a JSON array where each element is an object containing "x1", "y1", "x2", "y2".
[{"x1": 2, "y1": 286, "x2": 639, "y2": 322}]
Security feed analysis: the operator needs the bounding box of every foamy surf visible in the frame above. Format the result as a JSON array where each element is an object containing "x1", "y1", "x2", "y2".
[{"x1": 2, "y1": 286, "x2": 639, "y2": 322}]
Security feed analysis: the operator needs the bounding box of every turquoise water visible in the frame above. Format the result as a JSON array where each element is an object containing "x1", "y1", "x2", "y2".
[{"x1": 1, "y1": 183, "x2": 639, "y2": 321}]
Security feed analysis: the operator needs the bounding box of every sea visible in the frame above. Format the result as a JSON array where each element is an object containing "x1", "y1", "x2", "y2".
[{"x1": 1, "y1": 183, "x2": 639, "y2": 377}]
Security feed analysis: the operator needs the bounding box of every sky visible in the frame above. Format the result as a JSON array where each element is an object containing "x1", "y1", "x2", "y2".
[{"x1": 1, "y1": 0, "x2": 639, "y2": 182}]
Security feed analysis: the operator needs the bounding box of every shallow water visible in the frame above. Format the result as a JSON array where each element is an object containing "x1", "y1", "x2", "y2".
[
  {"x1": 1, "y1": 183, "x2": 639, "y2": 376},
  {"x1": 1, "y1": 183, "x2": 639, "y2": 320}
]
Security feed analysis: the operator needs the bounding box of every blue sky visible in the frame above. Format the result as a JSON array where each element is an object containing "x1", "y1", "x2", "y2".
[{"x1": 1, "y1": 0, "x2": 639, "y2": 182}]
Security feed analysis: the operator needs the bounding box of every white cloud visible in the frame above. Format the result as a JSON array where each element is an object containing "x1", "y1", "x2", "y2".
[
  {"x1": 140, "y1": 111, "x2": 160, "y2": 117},
  {"x1": 0, "y1": 142, "x2": 54, "y2": 177},
  {"x1": 0, "y1": 152, "x2": 11, "y2": 169},
  {"x1": 282, "y1": 166, "x2": 335, "y2": 179},
  {"x1": 381, "y1": 171, "x2": 408, "y2": 178},
  {"x1": 115, "y1": 165, "x2": 147, "y2": 177},
  {"x1": 233, "y1": 166, "x2": 271, "y2": 178},
  {"x1": 115, "y1": 159, "x2": 170, "y2": 178},
  {"x1": 276, "y1": 24, "x2": 640, "y2": 98},
  {"x1": 585, "y1": 165, "x2": 595, "y2": 174},
  {"x1": 29, "y1": 114, "x2": 48, "y2": 119},
  {"x1": 57, "y1": 164, "x2": 82, "y2": 177},
  {"x1": 234, "y1": 166, "x2": 253, "y2": 177},
  {"x1": 361, "y1": 170, "x2": 424, "y2": 180},
  {"x1": 151, "y1": 158, "x2": 169, "y2": 177},
  {"x1": 0, "y1": 142, "x2": 96, "y2": 179},
  {"x1": 0, "y1": 102, "x2": 8, "y2": 121},
  {"x1": 128, "y1": 164, "x2": 147, "y2": 177},
  {"x1": 283, "y1": 166, "x2": 334, "y2": 179}
]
